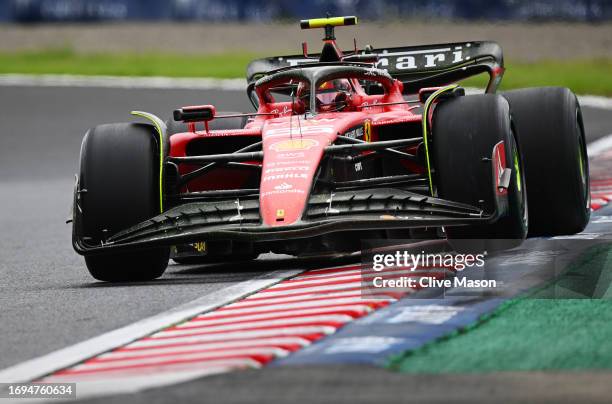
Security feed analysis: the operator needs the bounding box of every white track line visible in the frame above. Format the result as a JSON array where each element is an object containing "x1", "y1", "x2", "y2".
[
  {"x1": 127, "y1": 334, "x2": 317, "y2": 349},
  {"x1": 0, "y1": 74, "x2": 245, "y2": 91},
  {"x1": 588, "y1": 133, "x2": 612, "y2": 157},
  {"x1": 0, "y1": 74, "x2": 611, "y2": 110},
  {"x1": 155, "y1": 315, "x2": 353, "y2": 337},
  {"x1": 0, "y1": 268, "x2": 301, "y2": 384},
  {"x1": 213, "y1": 297, "x2": 389, "y2": 315},
  {"x1": 121, "y1": 336, "x2": 313, "y2": 352},
  {"x1": 94, "y1": 346, "x2": 291, "y2": 362},
  {"x1": 578, "y1": 95, "x2": 612, "y2": 111}
]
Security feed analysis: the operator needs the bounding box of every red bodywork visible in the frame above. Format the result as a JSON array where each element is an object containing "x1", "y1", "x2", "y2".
[
  {"x1": 169, "y1": 75, "x2": 424, "y2": 227},
  {"x1": 72, "y1": 27, "x2": 514, "y2": 259}
]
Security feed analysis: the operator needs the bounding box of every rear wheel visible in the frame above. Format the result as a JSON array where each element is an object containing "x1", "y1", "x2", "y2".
[
  {"x1": 502, "y1": 87, "x2": 590, "y2": 236},
  {"x1": 77, "y1": 123, "x2": 169, "y2": 282},
  {"x1": 432, "y1": 94, "x2": 528, "y2": 251}
]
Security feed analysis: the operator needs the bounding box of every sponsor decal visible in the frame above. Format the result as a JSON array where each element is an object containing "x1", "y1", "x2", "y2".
[
  {"x1": 322, "y1": 337, "x2": 405, "y2": 354},
  {"x1": 354, "y1": 161, "x2": 363, "y2": 172},
  {"x1": 198, "y1": 129, "x2": 259, "y2": 137},
  {"x1": 266, "y1": 126, "x2": 334, "y2": 137},
  {"x1": 265, "y1": 166, "x2": 309, "y2": 174},
  {"x1": 261, "y1": 189, "x2": 306, "y2": 197},
  {"x1": 274, "y1": 182, "x2": 293, "y2": 190},
  {"x1": 285, "y1": 47, "x2": 464, "y2": 72},
  {"x1": 192, "y1": 241, "x2": 206, "y2": 253},
  {"x1": 268, "y1": 118, "x2": 335, "y2": 126},
  {"x1": 270, "y1": 138, "x2": 319, "y2": 152},
  {"x1": 372, "y1": 117, "x2": 420, "y2": 126},
  {"x1": 344, "y1": 126, "x2": 364, "y2": 139},
  {"x1": 359, "y1": 100, "x2": 381, "y2": 110},
  {"x1": 277, "y1": 152, "x2": 306, "y2": 159},
  {"x1": 278, "y1": 105, "x2": 291, "y2": 116},
  {"x1": 385, "y1": 305, "x2": 465, "y2": 325},
  {"x1": 263, "y1": 173, "x2": 308, "y2": 182},
  {"x1": 266, "y1": 160, "x2": 311, "y2": 167},
  {"x1": 307, "y1": 118, "x2": 336, "y2": 124},
  {"x1": 286, "y1": 58, "x2": 315, "y2": 67},
  {"x1": 364, "y1": 120, "x2": 372, "y2": 142},
  {"x1": 374, "y1": 47, "x2": 464, "y2": 71}
]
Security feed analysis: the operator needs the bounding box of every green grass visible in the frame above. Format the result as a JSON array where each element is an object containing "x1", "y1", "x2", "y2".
[
  {"x1": 0, "y1": 49, "x2": 611, "y2": 95},
  {"x1": 0, "y1": 48, "x2": 260, "y2": 79},
  {"x1": 388, "y1": 244, "x2": 612, "y2": 373},
  {"x1": 463, "y1": 59, "x2": 612, "y2": 96}
]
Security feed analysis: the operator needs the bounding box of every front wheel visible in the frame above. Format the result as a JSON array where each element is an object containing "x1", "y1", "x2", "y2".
[
  {"x1": 76, "y1": 123, "x2": 170, "y2": 282},
  {"x1": 432, "y1": 94, "x2": 528, "y2": 251}
]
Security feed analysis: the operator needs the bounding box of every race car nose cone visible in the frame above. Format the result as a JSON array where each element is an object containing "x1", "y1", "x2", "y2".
[{"x1": 259, "y1": 137, "x2": 326, "y2": 226}]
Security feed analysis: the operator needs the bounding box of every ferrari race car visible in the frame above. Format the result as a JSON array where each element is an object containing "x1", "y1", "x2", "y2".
[{"x1": 71, "y1": 16, "x2": 590, "y2": 282}]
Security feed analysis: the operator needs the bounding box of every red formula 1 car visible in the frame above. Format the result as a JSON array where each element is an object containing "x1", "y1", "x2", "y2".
[{"x1": 71, "y1": 16, "x2": 590, "y2": 282}]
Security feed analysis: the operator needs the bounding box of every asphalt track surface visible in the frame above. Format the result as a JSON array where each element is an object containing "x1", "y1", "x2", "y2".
[{"x1": 1, "y1": 85, "x2": 611, "y2": 402}]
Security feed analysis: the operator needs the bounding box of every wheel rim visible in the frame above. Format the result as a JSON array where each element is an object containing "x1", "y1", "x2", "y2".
[
  {"x1": 576, "y1": 107, "x2": 590, "y2": 210},
  {"x1": 514, "y1": 151, "x2": 522, "y2": 193},
  {"x1": 511, "y1": 130, "x2": 528, "y2": 229}
]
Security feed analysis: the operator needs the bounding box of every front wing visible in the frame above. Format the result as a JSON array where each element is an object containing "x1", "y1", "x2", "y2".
[{"x1": 73, "y1": 187, "x2": 506, "y2": 255}]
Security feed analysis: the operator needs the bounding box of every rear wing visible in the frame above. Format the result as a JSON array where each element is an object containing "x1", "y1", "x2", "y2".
[{"x1": 246, "y1": 41, "x2": 504, "y2": 94}]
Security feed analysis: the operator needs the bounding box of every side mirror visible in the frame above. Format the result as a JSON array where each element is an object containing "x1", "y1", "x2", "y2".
[
  {"x1": 248, "y1": 89, "x2": 260, "y2": 110},
  {"x1": 173, "y1": 105, "x2": 216, "y2": 122}
]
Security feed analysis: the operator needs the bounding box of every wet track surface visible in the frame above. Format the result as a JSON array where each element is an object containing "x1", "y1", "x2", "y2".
[{"x1": 1, "y1": 86, "x2": 611, "y2": 401}]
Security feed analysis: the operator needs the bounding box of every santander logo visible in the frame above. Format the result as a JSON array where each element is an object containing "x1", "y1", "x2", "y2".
[{"x1": 274, "y1": 182, "x2": 293, "y2": 190}]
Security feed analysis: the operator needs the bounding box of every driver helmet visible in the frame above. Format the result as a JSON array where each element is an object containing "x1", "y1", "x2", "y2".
[{"x1": 316, "y1": 79, "x2": 351, "y2": 105}]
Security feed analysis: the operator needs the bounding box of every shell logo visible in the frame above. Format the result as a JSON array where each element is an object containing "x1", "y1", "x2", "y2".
[{"x1": 269, "y1": 138, "x2": 319, "y2": 152}]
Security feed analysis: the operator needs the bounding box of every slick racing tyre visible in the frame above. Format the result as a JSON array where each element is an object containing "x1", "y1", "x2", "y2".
[
  {"x1": 502, "y1": 87, "x2": 590, "y2": 236},
  {"x1": 77, "y1": 123, "x2": 169, "y2": 282},
  {"x1": 433, "y1": 94, "x2": 528, "y2": 252},
  {"x1": 166, "y1": 111, "x2": 247, "y2": 135}
]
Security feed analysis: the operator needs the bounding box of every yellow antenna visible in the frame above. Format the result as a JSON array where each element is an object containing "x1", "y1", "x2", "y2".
[{"x1": 300, "y1": 16, "x2": 358, "y2": 40}]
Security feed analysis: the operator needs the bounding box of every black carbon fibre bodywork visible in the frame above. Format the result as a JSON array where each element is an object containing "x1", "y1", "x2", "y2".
[
  {"x1": 247, "y1": 41, "x2": 504, "y2": 94},
  {"x1": 72, "y1": 187, "x2": 507, "y2": 255}
]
